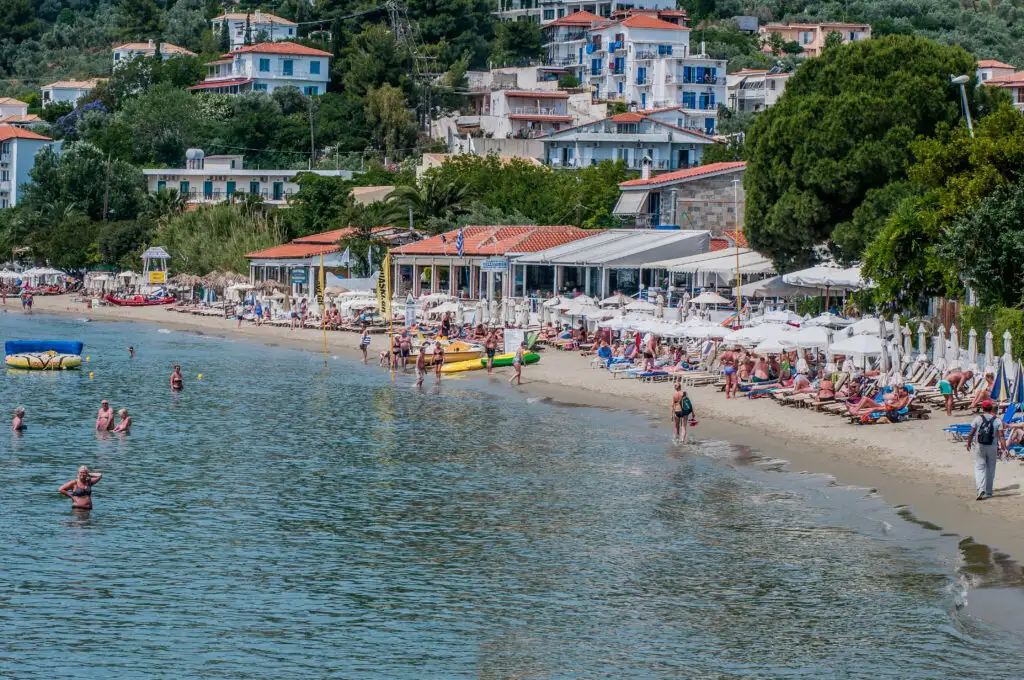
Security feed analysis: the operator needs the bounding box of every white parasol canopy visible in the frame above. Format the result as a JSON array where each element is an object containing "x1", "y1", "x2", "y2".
[
  {"x1": 782, "y1": 265, "x2": 869, "y2": 290},
  {"x1": 805, "y1": 312, "x2": 853, "y2": 329},
  {"x1": 784, "y1": 325, "x2": 832, "y2": 349},
  {"x1": 849, "y1": 316, "x2": 890, "y2": 337},
  {"x1": 752, "y1": 309, "x2": 803, "y2": 326},
  {"x1": 949, "y1": 324, "x2": 960, "y2": 365},
  {"x1": 1004, "y1": 331, "x2": 1014, "y2": 365},
  {"x1": 829, "y1": 333, "x2": 884, "y2": 356},
  {"x1": 723, "y1": 323, "x2": 794, "y2": 346},
  {"x1": 754, "y1": 338, "x2": 789, "y2": 354},
  {"x1": 599, "y1": 293, "x2": 629, "y2": 307},
  {"x1": 690, "y1": 291, "x2": 731, "y2": 305},
  {"x1": 985, "y1": 330, "x2": 995, "y2": 373},
  {"x1": 918, "y1": 324, "x2": 928, "y2": 361},
  {"x1": 967, "y1": 327, "x2": 978, "y2": 370},
  {"x1": 625, "y1": 299, "x2": 656, "y2": 312}
]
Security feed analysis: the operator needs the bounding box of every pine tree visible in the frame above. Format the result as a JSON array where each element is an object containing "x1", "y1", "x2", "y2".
[
  {"x1": 244, "y1": 13, "x2": 252, "y2": 46},
  {"x1": 219, "y1": 18, "x2": 229, "y2": 52}
]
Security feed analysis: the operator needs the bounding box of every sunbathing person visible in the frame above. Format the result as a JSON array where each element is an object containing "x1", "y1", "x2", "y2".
[
  {"x1": 792, "y1": 374, "x2": 815, "y2": 393},
  {"x1": 846, "y1": 390, "x2": 889, "y2": 415},
  {"x1": 817, "y1": 378, "x2": 836, "y2": 401},
  {"x1": 752, "y1": 357, "x2": 771, "y2": 382},
  {"x1": 970, "y1": 373, "x2": 995, "y2": 409}
]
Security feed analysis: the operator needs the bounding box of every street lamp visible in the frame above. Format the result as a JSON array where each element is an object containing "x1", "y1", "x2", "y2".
[{"x1": 950, "y1": 74, "x2": 974, "y2": 138}]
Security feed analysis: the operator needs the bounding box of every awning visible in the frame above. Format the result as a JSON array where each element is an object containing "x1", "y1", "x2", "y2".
[
  {"x1": 612, "y1": 190, "x2": 649, "y2": 216},
  {"x1": 649, "y1": 248, "x2": 776, "y2": 275},
  {"x1": 187, "y1": 78, "x2": 252, "y2": 90}
]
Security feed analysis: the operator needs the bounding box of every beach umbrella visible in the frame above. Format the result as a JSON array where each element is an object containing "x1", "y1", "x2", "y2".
[
  {"x1": 903, "y1": 327, "x2": 913, "y2": 360},
  {"x1": 892, "y1": 315, "x2": 902, "y2": 347},
  {"x1": 879, "y1": 336, "x2": 890, "y2": 374},
  {"x1": 1010, "y1": 361, "x2": 1024, "y2": 405},
  {"x1": 991, "y1": 360, "x2": 1010, "y2": 402},
  {"x1": 933, "y1": 324, "x2": 946, "y2": 369},
  {"x1": 625, "y1": 299, "x2": 656, "y2": 313},
  {"x1": 984, "y1": 330, "x2": 995, "y2": 373},
  {"x1": 754, "y1": 338, "x2": 788, "y2": 354},
  {"x1": 967, "y1": 328, "x2": 978, "y2": 370},
  {"x1": 673, "y1": 303, "x2": 683, "y2": 323},
  {"x1": 1004, "y1": 330, "x2": 1014, "y2": 366},
  {"x1": 949, "y1": 324, "x2": 960, "y2": 365},
  {"x1": 488, "y1": 298, "x2": 498, "y2": 325},
  {"x1": 783, "y1": 325, "x2": 831, "y2": 349},
  {"x1": 757, "y1": 309, "x2": 803, "y2": 325},
  {"x1": 517, "y1": 302, "x2": 529, "y2": 328},
  {"x1": 599, "y1": 293, "x2": 629, "y2": 308},
  {"x1": 850, "y1": 316, "x2": 889, "y2": 336},
  {"x1": 917, "y1": 324, "x2": 928, "y2": 361},
  {"x1": 456, "y1": 300, "x2": 466, "y2": 327},
  {"x1": 829, "y1": 333, "x2": 884, "y2": 356},
  {"x1": 655, "y1": 295, "x2": 664, "y2": 319},
  {"x1": 690, "y1": 291, "x2": 731, "y2": 306}
]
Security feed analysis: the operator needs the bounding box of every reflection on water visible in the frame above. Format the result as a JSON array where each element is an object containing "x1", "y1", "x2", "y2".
[{"x1": 1, "y1": 314, "x2": 1024, "y2": 678}]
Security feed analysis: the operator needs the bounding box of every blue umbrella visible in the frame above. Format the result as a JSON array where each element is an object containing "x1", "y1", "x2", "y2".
[
  {"x1": 1011, "y1": 361, "x2": 1024, "y2": 405},
  {"x1": 991, "y1": 360, "x2": 1010, "y2": 402}
]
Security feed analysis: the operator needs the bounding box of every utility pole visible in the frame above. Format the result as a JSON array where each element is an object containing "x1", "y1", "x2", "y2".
[{"x1": 308, "y1": 99, "x2": 316, "y2": 170}]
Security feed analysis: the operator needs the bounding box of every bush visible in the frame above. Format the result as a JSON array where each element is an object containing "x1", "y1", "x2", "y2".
[
  {"x1": 557, "y1": 74, "x2": 580, "y2": 88},
  {"x1": 959, "y1": 305, "x2": 1024, "y2": 360}
]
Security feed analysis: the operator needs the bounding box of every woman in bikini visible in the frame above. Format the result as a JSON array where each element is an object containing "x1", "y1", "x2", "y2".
[
  {"x1": 720, "y1": 347, "x2": 738, "y2": 399},
  {"x1": 59, "y1": 466, "x2": 103, "y2": 510}
]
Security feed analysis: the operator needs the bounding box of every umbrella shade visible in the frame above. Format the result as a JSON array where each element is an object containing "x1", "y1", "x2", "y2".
[
  {"x1": 849, "y1": 317, "x2": 889, "y2": 336},
  {"x1": 829, "y1": 334, "x2": 883, "y2": 356},
  {"x1": 542, "y1": 296, "x2": 564, "y2": 308},
  {"x1": 758, "y1": 309, "x2": 803, "y2": 325},
  {"x1": 782, "y1": 265, "x2": 869, "y2": 290},
  {"x1": 918, "y1": 324, "x2": 928, "y2": 359},
  {"x1": 949, "y1": 325, "x2": 960, "y2": 364},
  {"x1": 625, "y1": 299, "x2": 656, "y2": 312},
  {"x1": 690, "y1": 291, "x2": 731, "y2": 305},
  {"x1": 678, "y1": 324, "x2": 728, "y2": 340},
  {"x1": 903, "y1": 328, "x2": 914, "y2": 358},
  {"x1": 991, "y1": 360, "x2": 1010, "y2": 401},
  {"x1": 1004, "y1": 331, "x2": 1014, "y2": 361},
  {"x1": 985, "y1": 330, "x2": 995, "y2": 370},
  {"x1": 805, "y1": 312, "x2": 853, "y2": 328},
  {"x1": 967, "y1": 328, "x2": 978, "y2": 368},
  {"x1": 934, "y1": 325, "x2": 946, "y2": 362},
  {"x1": 599, "y1": 293, "x2": 629, "y2": 307},
  {"x1": 784, "y1": 326, "x2": 831, "y2": 349},
  {"x1": 736, "y1": 275, "x2": 816, "y2": 299},
  {"x1": 754, "y1": 338, "x2": 788, "y2": 354},
  {"x1": 724, "y1": 323, "x2": 793, "y2": 346},
  {"x1": 892, "y1": 315, "x2": 902, "y2": 350},
  {"x1": 1011, "y1": 361, "x2": 1024, "y2": 405}
]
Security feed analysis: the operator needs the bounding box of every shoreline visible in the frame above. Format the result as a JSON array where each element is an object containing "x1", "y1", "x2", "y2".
[{"x1": 16, "y1": 295, "x2": 1024, "y2": 568}]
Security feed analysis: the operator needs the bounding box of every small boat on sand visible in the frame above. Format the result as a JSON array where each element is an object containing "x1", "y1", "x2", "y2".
[{"x1": 104, "y1": 294, "x2": 176, "y2": 307}]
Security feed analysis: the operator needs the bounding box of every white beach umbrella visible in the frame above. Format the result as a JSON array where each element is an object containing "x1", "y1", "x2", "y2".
[
  {"x1": 1004, "y1": 330, "x2": 1014, "y2": 365},
  {"x1": 625, "y1": 299, "x2": 656, "y2": 313},
  {"x1": 967, "y1": 327, "x2": 978, "y2": 370},
  {"x1": 758, "y1": 309, "x2": 803, "y2": 325},
  {"x1": 690, "y1": 291, "x2": 731, "y2": 306},
  {"x1": 892, "y1": 315, "x2": 902, "y2": 345},
  {"x1": 829, "y1": 333, "x2": 883, "y2": 356},
  {"x1": 805, "y1": 312, "x2": 853, "y2": 329},
  {"x1": 918, "y1": 324, "x2": 928, "y2": 362},
  {"x1": 949, "y1": 324, "x2": 960, "y2": 365},
  {"x1": 850, "y1": 316, "x2": 889, "y2": 337},
  {"x1": 599, "y1": 293, "x2": 629, "y2": 308},
  {"x1": 754, "y1": 338, "x2": 788, "y2": 355},
  {"x1": 517, "y1": 302, "x2": 529, "y2": 328},
  {"x1": 903, "y1": 327, "x2": 914, "y2": 360},
  {"x1": 933, "y1": 324, "x2": 946, "y2": 369},
  {"x1": 984, "y1": 330, "x2": 995, "y2": 373},
  {"x1": 724, "y1": 323, "x2": 793, "y2": 346},
  {"x1": 784, "y1": 325, "x2": 831, "y2": 349},
  {"x1": 488, "y1": 298, "x2": 498, "y2": 325},
  {"x1": 879, "y1": 339, "x2": 890, "y2": 374},
  {"x1": 655, "y1": 295, "x2": 664, "y2": 319},
  {"x1": 673, "y1": 303, "x2": 683, "y2": 323},
  {"x1": 456, "y1": 300, "x2": 465, "y2": 327}
]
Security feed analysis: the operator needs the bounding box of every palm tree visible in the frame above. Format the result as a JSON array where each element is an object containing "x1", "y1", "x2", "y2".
[
  {"x1": 387, "y1": 175, "x2": 469, "y2": 222},
  {"x1": 142, "y1": 188, "x2": 187, "y2": 225}
]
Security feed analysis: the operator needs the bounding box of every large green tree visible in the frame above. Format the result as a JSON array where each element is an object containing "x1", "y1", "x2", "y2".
[{"x1": 743, "y1": 35, "x2": 976, "y2": 271}]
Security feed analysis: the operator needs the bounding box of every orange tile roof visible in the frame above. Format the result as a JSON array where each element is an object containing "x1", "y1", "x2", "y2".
[
  {"x1": 619, "y1": 161, "x2": 746, "y2": 187},
  {"x1": 984, "y1": 71, "x2": 1024, "y2": 86},
  {"x1": 246, "y1": 243, "x2": 341, "y2": 259},
  {"x1": 0, "y1": 125, "x2": 52, "y2": 141},
  {"x1": 0, "y1": 97, "x2": 27, "y2": 106},
  {"x1": 504, "y1": 90, "x2": 570, "y2": 99},
  {"x1": 979, "y1": 59, "x2": 1015, "y2": 69},
  {"x1": 542, "y1": 10, "x2": 603, "y2": 28},
  {"x1": 228, "y1": 42, "x2": 331, "y2": 57},
  {"x1": 42, "y1": 79, "x2": 106, "y2": 90},
  {"x1": 214, "y1": 12, "x2": 295, "y2": 24},
  {"x1": 0, "y1": 114, "x2": 43, "y2": 124},
  {"x1": 610, "y1": 112, "x2": 645, "y2": 122},
  {"x1": 113, "y1": 42, "x2": 196, "y2": 56},
  {"x1": 616, "y1": 14, "x2": 689, "y2": 30},
  {"x1": 392, "y1": 225, "x2": 589, "y2": 256},
  {"x1": 292, "y1": 227, "x2": 392, "y2": 244}
]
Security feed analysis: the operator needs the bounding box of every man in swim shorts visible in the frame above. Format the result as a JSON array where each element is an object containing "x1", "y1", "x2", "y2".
[
  {"x1": 415, "y1": 346, "x2": 427, "y2": 386},
  {"x1": 171, "y1": 365, "x2": 184, "y2": 392},
  {"x1": 96, "y1": 400, "x2": 115, "y2": 431},
  {"x1": 484, "y1": 331, "x2": 497, "y2": 375}
]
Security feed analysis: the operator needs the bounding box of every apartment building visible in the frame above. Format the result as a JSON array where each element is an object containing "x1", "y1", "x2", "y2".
[
  {"x1": 726, "y1": 68, "x2": 791, "y2": 113},
  {"x1": 613, "y1": 160, "x2": 745, "y2": 229},
  {"x1": 112, "y1": 40, "x2": 196, "y2": 67},
  {"x1": 541, "y1": 111, "x2": 716, "y2": 170},
  {"x1": 211, "y1": 11, "x2": 297, "y2": 50},
  {"x1": 0, "y1": 126, "x2": 61, "y2": 208},
  {"x1": 142, "y1": 149, "x2": 350, "y2": 206},
  {"x1": 187, "y1": 42, "x2": 331, "y2": 96},
  {"x1": 40, "y1": 79, "x2": 106, "y2": 107},
  {"x1": 978, "y1": 59, "x2": 1016, "y2": 83},
  {"x1": 758, "y1": 22, "x2": 871, "y2": 57},
  {"x1": 983, "y1": 69, "x2": 1024, "y2": 111},
  {"x1": 497, "y1": 0, "x2": 674, "y2": 25}
]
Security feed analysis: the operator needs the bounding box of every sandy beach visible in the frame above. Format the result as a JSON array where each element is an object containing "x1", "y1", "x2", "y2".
[{"x1": 17, "y1": 294, "x2": 1024, "y2": 566}]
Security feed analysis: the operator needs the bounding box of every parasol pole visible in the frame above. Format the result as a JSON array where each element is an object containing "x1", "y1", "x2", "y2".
[
  {"x1": 733, "y1": 178, "x2": 741, "y2": 313},
  {"x1": 320, "y1": 251, "x2": 327, "y2": 368}
]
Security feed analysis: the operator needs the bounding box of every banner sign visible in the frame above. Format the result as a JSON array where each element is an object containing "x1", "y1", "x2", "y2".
[
  {"x1": 481, "y1": 258, "x2": 509, "y2": 272},
  {"x1": 290, "y1": 268, "x2": 308, "y2": 284},
  {"x1": 148, "y1": 271, "x2": 166, "y2": 284}
]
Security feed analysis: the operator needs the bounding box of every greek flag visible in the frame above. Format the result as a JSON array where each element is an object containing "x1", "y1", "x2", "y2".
[{"x1": 455, "y1": 229, "x2": 464, "y2": 257}]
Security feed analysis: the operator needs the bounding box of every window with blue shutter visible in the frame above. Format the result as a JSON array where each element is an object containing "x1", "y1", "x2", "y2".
[
  {"x1": 283, "y1": 59, "x2": 293, "y2": 76},
  {"x1": 259, "y1": 58, "x2": 270, "y2": 72},
  {"x1": 637, "y1": 66, "x2": 646, "y2": 84},
  {"x1": 310, "y1": 60, "x2": 320, "y2": 74},
  {"x1": 705, "y1": 118, "x2": 715, "y2": 134}
]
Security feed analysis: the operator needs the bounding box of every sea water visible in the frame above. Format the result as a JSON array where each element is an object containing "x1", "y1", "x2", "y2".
[{"x1": 1, "y1": 313, "x2": 1023, "y2": 679}]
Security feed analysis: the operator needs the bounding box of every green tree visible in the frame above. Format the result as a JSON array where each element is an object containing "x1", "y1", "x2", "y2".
[
  {"x1": 114, "y1": 83, "x2": 205, "y2": 165},
  {"x1": 493, "y1": 20, "x2": 543, "y2": 64},
  {"x1": 744, "y1": 35, "x2": 976, "y2": 271},
  {"x1": 219, "y1": 18, "x2": 230, "y2": 52},
  {"x1": 142, "y1": 187, "x2": 188, "y2": 224},
  {"x1": 155, "y1": 203, "x2": 287, "y2": 274},
  {"x1": 939, "y1": 178, "x2": 1024, "y2": 307},
  {"x1": 701, "y1": 138, "x2": 745, "y2": 164},
  {"x1": 765, "y1": 31, "x2": 785, "y2": 56},
  {"x1": 388, "y1": 173, "x2": 469, "y2": 225},
  {"x1": 0, "y1": 0, "x2": 43, "y2": 42},
  {"x1": 340, "y1": 24, "x2": 410, "y2": 97},
  {"x1": 164, "y1": 0, "x2": 210, "y2": 52},
  {"x1": 365, "y1": 84, "x2": 416, "y2": 158},
  {"x1": 117, "y1": 0, "x2": 162, "y2": 39},
  {"x1": 823, "y1": 31, "x2": 844, "y2": 51}
]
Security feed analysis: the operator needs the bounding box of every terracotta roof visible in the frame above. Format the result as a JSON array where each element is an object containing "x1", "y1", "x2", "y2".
[
  {"x1": 619, "y1": 161, "x2": 746, "y2": 187},
  {"x1": 292, "y1": 227, "x2": 392, "y2": 244},
  {"x1": 610, "y1": 112, "x2": 645, "y2": 122},
  {"x1": 245, "y1": 243, "x2": 340, "y2": 259},
  {"x1": 504, "y1": 90, "x2": 570, "y2": 99},
  {"x1": 616, "y1": 14, "x2": 689, "y2": 30},
  {"x1": 227, "y1": 42, "x2": 331, "y2": 57},
  {"x1": 0, "y1": 125, "x2": 52, "y2": 142},
  {"x1": 113, "y1": 42, "x2": 196, "y2": 56},
  {"x1": 187, "y1": 78, "x2": 253, "y2": 90},
  {"x1": 984, "y1": 71, "x2": 1024, "y2": 86},
  {"x1": 214, "y1": 12, "x2": 295, "y2": 25},
  {"x1": 0, "y1": 114, "x2": 44, "y2": 124},
  {"x1": 0, "y1": 97, "x2": 27, "y2": 106},
  {"x1": 542, "y1": 10, "x2": 603, "y2": 28},
  {"x1": 42, "y1": 79, "x2": 105, "y2": 90},
  {"x1": 509, "y1": 114, "x2": 572, "y2": 122},
  {"x1": 709, "y1": 231, "x2": 747, "y2": 250},
  {"x1": 393, "y1": 225, "x2": 589, "y2": 257},
  {"x1": 979, "y1": 59, "x2": 1015, "y2": 69}
]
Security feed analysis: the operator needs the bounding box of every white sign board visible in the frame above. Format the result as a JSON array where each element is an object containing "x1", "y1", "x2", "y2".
[
  {"x1": 481, "y1": 258, "x2": 509, "y2": 272},
  {"x1": 504, "y1": 328, "x2": 525, "y2": 354}
]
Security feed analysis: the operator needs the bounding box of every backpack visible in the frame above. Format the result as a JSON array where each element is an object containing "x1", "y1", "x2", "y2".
[
  {"x1": 978, "y1": 415, "x2": 996, "y2": 446},
  {"x1": 680, "y1": 397, "x2": 693, "y2": 416}
]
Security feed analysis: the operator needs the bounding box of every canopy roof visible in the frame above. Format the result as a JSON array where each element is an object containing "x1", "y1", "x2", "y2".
[
  {"x1": 648, "y1": 248, "x2": 775, "y2": 275},
  {"x1": 782, "y1": 265, "x2": 869, "y2": 291},
  {"x1": 141, "y1": 246, "x2": 171, "y2": 260},
  {"x1": 515, "y1": 229, "x2": 709, "y2": 268},
  {"x1": 737, "y1": 275, "x2": 816, "y2": 298}
]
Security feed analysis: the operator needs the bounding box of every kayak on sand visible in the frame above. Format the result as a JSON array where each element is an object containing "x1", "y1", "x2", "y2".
[{"x1": 439, "y1": 352, "x2": 539, "y2": 374}]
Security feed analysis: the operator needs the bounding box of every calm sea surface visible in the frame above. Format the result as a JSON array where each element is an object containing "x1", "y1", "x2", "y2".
[{"x1": 2, "y1": 313, "x2": 1023, "y2": 679}]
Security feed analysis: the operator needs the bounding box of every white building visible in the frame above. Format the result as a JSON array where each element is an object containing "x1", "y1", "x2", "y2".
[
  {"x1": 142, "y1": 149, "x2": 351, "y2": 206},
  {"x1": 497, "y1": 0, "x2": 675, "y2": 25},
  {"x1": 40, "y1": 79, "x2": 106, "y2": 107},
  {"x1": 212, "y1": 11, "x2": 297, "y2": 50},
  {"x1": 187, "y1": 42, "x2": 331, "y2": 96},
  {"x1": 0, "y1": 98, "x2": 43, "y2": 127},
  {"x1": 726, "y1": 68, "x2": 790, "y2": 113},
  {"x1": 0, "y1": 126, "x2": 61, "y2": 209},
  {"x1": 112, "y1": 40, "x2": 196, "y2": 67}
]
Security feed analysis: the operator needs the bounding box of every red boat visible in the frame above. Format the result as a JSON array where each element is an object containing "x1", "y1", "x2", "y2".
[{"x1": 104, "y1": 294, "x2": 177, "y2": 307}]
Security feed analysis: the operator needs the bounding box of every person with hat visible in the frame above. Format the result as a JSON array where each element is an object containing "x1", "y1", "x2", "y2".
[{"x1": 966, "y1": 400, "x2": 1007, "y2": 500}]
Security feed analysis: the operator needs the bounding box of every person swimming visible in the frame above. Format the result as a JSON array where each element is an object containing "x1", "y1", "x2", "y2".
[
  {"x1": 59, "y1": 466, "x2": 102, "y2": 510},
  {"x1": 171, "y1": 365, "x2": 184, "y2": 391},
  {"x1": 113, "y1": 408, "x2": 131, "y2": 434},
  {"x1": 128, "y1": 346, "x2": 135, "y2": 358},
  {"x1": 12, "y1": 406, "x2": 25, "y2": 432},
  {"x1": 95, "y1": 400, "x2": 115, "y2": 431}
]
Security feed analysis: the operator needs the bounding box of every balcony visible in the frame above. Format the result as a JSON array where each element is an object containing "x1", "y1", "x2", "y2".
[
  {"x1": 0, "y1": 153, "x2": 9, "y2": 165},
  {"x1": 546, "y1": 56, "x2": 580, "y2": 67},
  {"x1": 0, "y1": 180, "x2": 9, "y2": 193},
  {"x1": 183, "y1": 189, "x2": 293, "y2": 204},
  {"x1": 681, "y1": 102, "x2": 717, "y2": 112},
  {"x1": 510, "y1": 106, "x2": 569, "y2": 116},
  {"x1": 680, "y1": 74, "x2": 720, "y2": 85}
]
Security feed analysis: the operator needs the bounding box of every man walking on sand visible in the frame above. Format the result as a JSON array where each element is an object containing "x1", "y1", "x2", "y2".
[{"x1": 966, "y1": 400, "x2": 1006, "y2": 500}]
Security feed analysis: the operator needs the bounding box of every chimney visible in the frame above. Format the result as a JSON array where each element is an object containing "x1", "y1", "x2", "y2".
[{"x1": 640, "y1": 154, "x2": 651, "y2": 181}]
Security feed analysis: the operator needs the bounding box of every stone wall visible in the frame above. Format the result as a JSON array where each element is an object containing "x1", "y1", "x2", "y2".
[{"x1": 663, "y1": 169, "x2": 745, "y2": 235}]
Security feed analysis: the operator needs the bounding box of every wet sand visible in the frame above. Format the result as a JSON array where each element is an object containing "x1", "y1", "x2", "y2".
[{"x1": 19, "y1": 295, "x2": 1024, "y2": 567}]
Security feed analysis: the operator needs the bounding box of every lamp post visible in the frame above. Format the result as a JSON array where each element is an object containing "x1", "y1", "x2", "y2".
[
  {"x1": 950, "y1": 74, "x2": 974, "y2": 138},
  {"x1": 732, "y1": 177, "x2": 741, "y2": 313}
]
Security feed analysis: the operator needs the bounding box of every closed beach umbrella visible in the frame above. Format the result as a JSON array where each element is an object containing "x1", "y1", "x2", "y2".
[
  {"x1": 991, "y1": 360, "x2": 1009, "y2": 402},
  {"x1": 903, "y1": 326, "x2": 914, "y2": 359},
  {"x1": 967, "y1": 328, "x2": 978, "y2": 370},
  {"x1": 917, "y1": 324, "x2": 928, "y2": 361},
  {"x1": 985, "y1": 330, "x2": 995, "y2": 373},
  {"x1": 879, "y1": 339, "x2": 890, "y2": 374},
  {"x1": 892, "y1": 315, "x2": 902, "y2": 348},
  {"x1": 1004, "y1": 330, "x2": 1014, "y2": 366},
  {"x1": 404, "y1": 294, "x2": 416, "y2": 327},
  {"x1": 1011, "y1": 361, "x2": 1024, "y2": 405},
  {"x1": 933, "y1": 324, "x2": 946, "y2": 369},
  {"x1": 518, "y1": 302, "x2": 529, "y2": 328},
  {"x1": 949, "y1": 324, "x2": 960, "y2": 365},
  {"x1": 655, "y1": 295, "x2": 664, "y2": 319}
]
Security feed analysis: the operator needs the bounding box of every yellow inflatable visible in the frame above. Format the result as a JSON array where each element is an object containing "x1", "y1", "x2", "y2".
[{"x1": 5, "y1": 351, "x2": 83, "y2": 370}]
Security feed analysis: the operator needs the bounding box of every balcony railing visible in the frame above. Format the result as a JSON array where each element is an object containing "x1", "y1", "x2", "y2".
[
  {"x1": 511, "y1": 106, "x2": 568, "y2": 116},
  {"x1": 546, "y1": 56, "x2": 579, "y2": 67},
  {"x1": 183, "y1": 189, "x2": 294, "y2": 203},
  {"x1": 681, "y1": 102, "x2": 717, "y2": 111},
  {"x1": 680, "y1": 74, "x2": 720, "y2": 85},
  {"x1": 611, "y1": 65, "x2": 624, "y2": 75}
]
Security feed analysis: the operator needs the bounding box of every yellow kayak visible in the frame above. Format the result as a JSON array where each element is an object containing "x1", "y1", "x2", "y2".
[
  {"x1": 440, "y1": 357, "x2": 488, "y2": 373},
  {"x1": 6, "y1": 352, "x2": 82, "y2": 370},
  {"x1": 439, "y1": 351, "x2": 528, "y2": 373}
]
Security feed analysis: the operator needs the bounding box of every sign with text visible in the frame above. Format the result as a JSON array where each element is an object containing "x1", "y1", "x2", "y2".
[
  {"x1": 504, "y1": 328, "x2": 525, "y2": 354},
  {"x1": 290, "y1": 268, "x2": 308, "y2": 284},
  {"x1": 481, "y1": 258, "x2": 509, "y2": 272},
  {"x1": 148, "y1": 271, "x2": 166, "y2": 284}
]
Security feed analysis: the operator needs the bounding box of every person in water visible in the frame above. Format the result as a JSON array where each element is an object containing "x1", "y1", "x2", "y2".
[
  {"x1": 415, "y1": 345, "x2": 427, "y2": 387},
  {"x1": 433, "y1": 343, "x2": 445, "y2": 383},
  {"x1": 113, "y1": 408, "x2": 131, "y2": 433},
  {"x1": 59, "y1": 466, "x2": 102, "y2": 510},
  {"x1": 12, "y1": 406, "x2": 25, "y2": 432},
  {"x1": 171, "y1": 365, "x2": 184, "y2": 391},
  {"x1": 95, "y1": 400, "x2": 115, "y2": 431},
  {"x1": 671, "y1": 383, "x2": 695, "y2": 443},
  {"x1": 128, "y1": 346, "x2": 135, "y2": 358}
]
